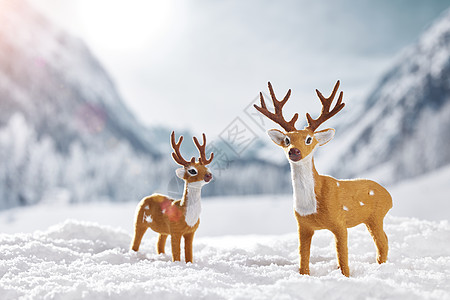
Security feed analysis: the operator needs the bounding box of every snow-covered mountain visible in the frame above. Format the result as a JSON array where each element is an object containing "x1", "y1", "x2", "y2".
[
  {"x1": 322, "y1": 9, "x2": 450, "y2": 184},
  {"x1": 0, "y1": 0, "x2": 158, "y2": 155},
  {"x1": 0, "y1": 0, "x2": 176, "y2": 209},
  {"x1": 3, "y1": 0, "x2": 448, "y2": 210},
  {"x1": 0, "y1": 0, "x2": 291, "y2": 209}
]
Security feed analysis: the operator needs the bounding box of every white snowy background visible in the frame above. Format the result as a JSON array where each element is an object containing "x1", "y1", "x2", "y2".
[{"x1": 1, "y1": 0, "x2": 450, "y2": 299}]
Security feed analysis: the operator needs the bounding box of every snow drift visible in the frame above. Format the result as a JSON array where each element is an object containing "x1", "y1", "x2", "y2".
[{"x1": 0, "y1": 217, "x2": 449, "y2": 299}]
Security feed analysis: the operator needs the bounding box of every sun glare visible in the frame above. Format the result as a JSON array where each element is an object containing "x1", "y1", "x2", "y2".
[{"x1": 78, "y1": 0, "x2": 173, "y2": 53}]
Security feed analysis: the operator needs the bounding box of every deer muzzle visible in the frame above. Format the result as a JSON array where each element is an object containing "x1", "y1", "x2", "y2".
[
  {"x1": 288, "y1": 148, "x2": 302, "y2": 162},
  {"x1": 204, "y1": 172, "x2": 213, "y2": 183}
]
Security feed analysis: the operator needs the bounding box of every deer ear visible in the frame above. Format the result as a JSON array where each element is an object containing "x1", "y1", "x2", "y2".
[
  {"x1": 314, "y1": 128, "x2": 335, "y2": 146},
  {"x1": 267, "y1": 129, "x2": 287, "y2": 146},
  {"x1": 175, "y1": 168, "x2": 185, "y2": 179}
]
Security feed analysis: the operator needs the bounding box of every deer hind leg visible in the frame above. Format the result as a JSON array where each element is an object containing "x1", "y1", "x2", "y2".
[
  {"x1": 298, "y1": 227, "x2": 314, "y2": 275},
  {"x1": 157, "y1": 234, "x2": 168, "y2": 254},
  {"x1": 131, "y1": 225, "x2": 148, "y2": 252},
  {"x1": 332, "y1": 227, "x2": 350, "y2": 277},
  {"x1": 366, "y1": 218, "x2": 388, "y2": 264},
  {"x1": 183, "y1": 232, "x2": 195, "y2": 263},
  {"x1": 170, "y1": 234, "x2": 182, "y2": 262}
]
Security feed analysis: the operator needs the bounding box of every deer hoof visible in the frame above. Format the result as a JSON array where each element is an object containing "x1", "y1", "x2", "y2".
[
  {"x1": 377, "y1": 255, "x2": 387, "y2": 264},
  {"x1": 299, "y1": 268, "x2": 310, "y2": 275},
  {"x1": 340, "y1": 266, "x2": 350, "y2": 277}
]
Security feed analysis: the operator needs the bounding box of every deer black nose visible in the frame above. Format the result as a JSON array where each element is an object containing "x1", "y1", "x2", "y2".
[
  {"x1": 204, "y1": 172, "x2": 212, "y2": 182},
  {"x1": 288, "y1": 148, "x2": 302, "y2": 162}
]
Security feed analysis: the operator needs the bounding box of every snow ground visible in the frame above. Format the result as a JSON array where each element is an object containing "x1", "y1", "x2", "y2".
[
  {"x1": 389, "y1": 164, "x2": 450, "y2": 222},
  {"x1": 0, "y1": 217, "x2": 449, "y2": 299},
  {"x1": 1, "y1": 167, "x2": 450, "y2": 299},
  {"x1": 0, "y1": 195, "x2": 297, "y2": 236}
]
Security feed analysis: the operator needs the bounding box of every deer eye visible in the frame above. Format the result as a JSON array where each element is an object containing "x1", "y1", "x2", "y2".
[
  {"x1": 187, "y1": 167, "x2": 198, "y2": 175},
  {"x1": 305, "y1": 136, "x2": 313, "y2": 145},
  {"x1": 284, "y1": 136, "x2": 290, "y2": 146}
]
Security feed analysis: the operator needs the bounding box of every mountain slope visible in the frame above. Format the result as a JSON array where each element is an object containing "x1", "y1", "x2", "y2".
[
  {"x1": 321, "y1": 9, "x2": 450, "y2": 184},
  {"x1": 0, "y1": 0, "x2": 158, "y2": 155},
  {"x1": 0, "y1": 0, "x2": 169, "y2": 209},
  {"x1": 0, "y1": 0, "x2": 292, "y2": 209}
]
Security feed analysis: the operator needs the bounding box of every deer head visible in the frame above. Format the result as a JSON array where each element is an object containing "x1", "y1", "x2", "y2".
[
  {"x1": 254, "y1": 81, "x2": 345, "y2": 163},
  {"x1": 171, "y1": 131, "x2": 214, "y2": 185}
]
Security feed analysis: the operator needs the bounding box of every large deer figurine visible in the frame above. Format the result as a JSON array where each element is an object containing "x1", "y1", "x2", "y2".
[
  {"x1": 131, "y1": 131, "x2": 213, "y2": 263},
  {"x1": 254, "y1": 81, "x2": 392, "y2": 277}
]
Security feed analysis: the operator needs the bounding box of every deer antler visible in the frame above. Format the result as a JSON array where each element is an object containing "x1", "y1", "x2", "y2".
[
  {"x1": 305, "y1": 80, "x2": 345, "y2": 132},
  {"x1": 171, "y1": 131, "x2": 195, "y2": 166},
  {"x1": 193, "y1": 133, "x2": 214, "y2": 165},
  {"x1": 253, "y1": 82, "x2": 299, "y2": 132}
]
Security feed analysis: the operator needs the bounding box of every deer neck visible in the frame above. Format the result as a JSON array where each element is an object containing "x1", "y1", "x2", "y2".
[
  {"x1": 181, "y1": 181, "x2": 204, "y2": 227},
  {"x1": 289, "y1": 151, "x2": 318, "y2": 216}
]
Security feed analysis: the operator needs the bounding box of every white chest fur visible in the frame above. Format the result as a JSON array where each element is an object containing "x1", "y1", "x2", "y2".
[
  {"x1": 289, "y1": 153, "x2": 317, "y2": 216},
  {"x1": 184, "y1": 183, "x2": 203, "y2": 227}
]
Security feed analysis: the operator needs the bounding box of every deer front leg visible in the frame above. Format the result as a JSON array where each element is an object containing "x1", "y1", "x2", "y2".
[
  {"x1": 157, "y1": 234, "x2": 168, "y2": 254},
  {"x1": 332, "y1": 227, "x2": 350, "y2": 277},
  {"x1": 170, "y1": 234, "x2": 182, "y2": 261},
  {"x1": 183, "y1": 232, "x2": 195, "y2": 263},
  {"x1": 131, "y1": 225, "x2": 147, "y2": 252},
  {"x1": 298, "y1": 226, "x2": 314, "y2": 275}
]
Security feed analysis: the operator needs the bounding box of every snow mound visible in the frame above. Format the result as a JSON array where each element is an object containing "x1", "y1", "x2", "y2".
[{"x1": 1, "y1": 218, "x2": 449, "y2": 299}]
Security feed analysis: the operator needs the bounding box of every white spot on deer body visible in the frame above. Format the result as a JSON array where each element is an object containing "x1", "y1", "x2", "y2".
[
  {"x1": 369, "y1": 190, "x2": 375, "y2": 196},
  {"x1": 359, "y1": 201, "x2": 364, "y2": 206},
  {"x1": 336, "y1": 182, "x2": 340, "y2": 187},
  {"x1": 343, "y1": 206, "x2": 349, "y2": 211},
  {"x1": 143, "y1": 213, "x2": 152, "y2": 223},
  {"x1": 144, "y1": 205, "x2": 149, "y2": 209}
]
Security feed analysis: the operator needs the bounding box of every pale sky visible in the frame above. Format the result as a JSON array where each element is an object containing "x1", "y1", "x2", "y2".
[{"x1": 29, "y1": 0, "x2": 450, "y2": 136}]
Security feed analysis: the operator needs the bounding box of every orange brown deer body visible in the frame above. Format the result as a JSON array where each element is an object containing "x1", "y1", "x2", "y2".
[
  {"x1": 254, "y1": 81, "x2": 392, "y2": 277},
  {"x1": 131, "y1": 132, "x2": 213, "y2": 263}
]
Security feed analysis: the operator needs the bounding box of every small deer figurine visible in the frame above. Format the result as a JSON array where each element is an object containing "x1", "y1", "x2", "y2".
[
  {"x1": 131, "y1": 131, "x2": 214, "y2": 263},
  {"x1": 254, "y1": 81, "x2": 392, "y2": 277}
]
